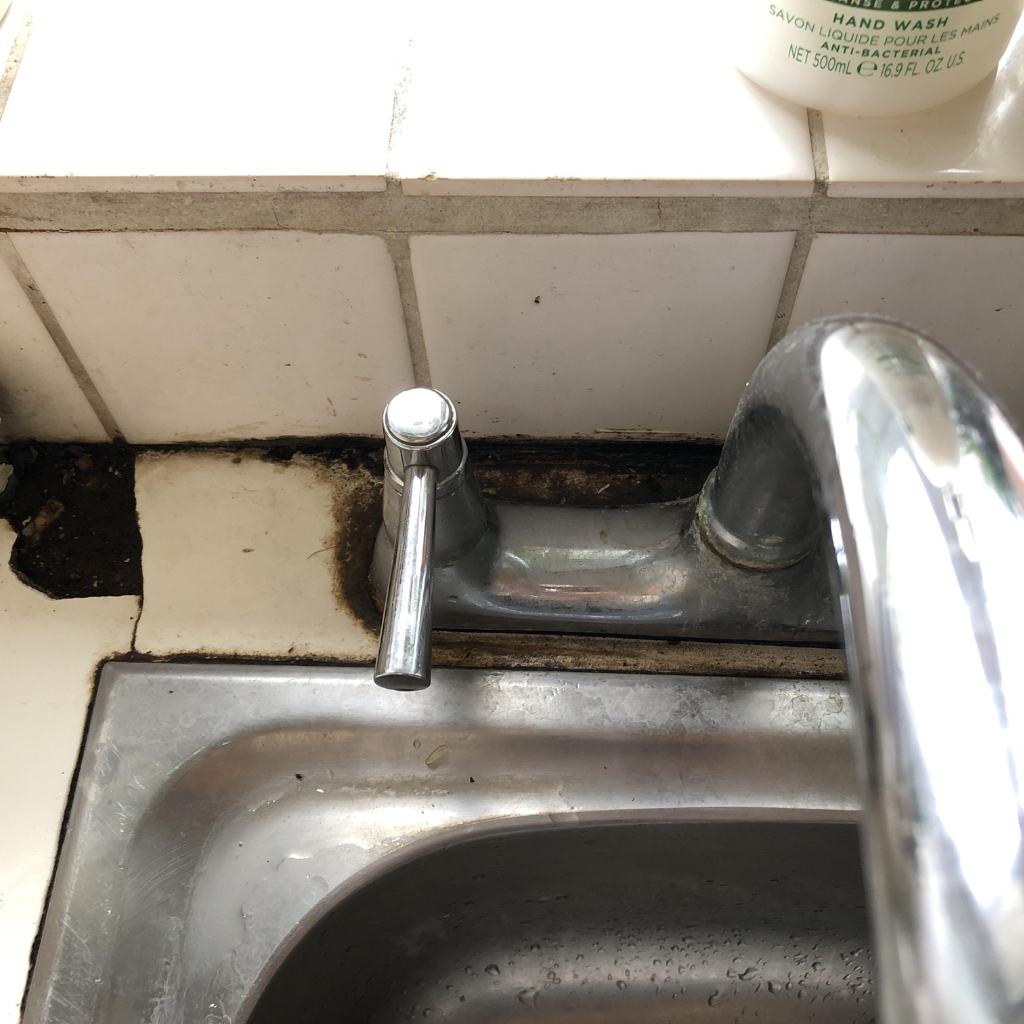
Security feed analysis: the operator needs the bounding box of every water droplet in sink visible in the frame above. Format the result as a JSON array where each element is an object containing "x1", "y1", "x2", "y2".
[
  {"x1": 518, "y1": 988, "x2": 539, "y2": 1005},
  {"x1": 616, "y1": 980, "x2": 628, "y2": 991},
  {"x1": 485, "y1": 964, "x2": 500, "y2": 976},
  {"x1": 413, "y1": 740, "x2": 421, "y2": 749}
]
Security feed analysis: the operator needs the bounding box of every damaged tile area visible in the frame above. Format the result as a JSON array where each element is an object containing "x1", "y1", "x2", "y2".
[
  {"x1": 133, "y1": 450, "x2": 380, "y2": 660},
  {"x1": 0, "y1": 521, "x2": 138, "y2": 1024},
  {"x1": 1, "y1": 442, "x2": 141, "y2": 598}
]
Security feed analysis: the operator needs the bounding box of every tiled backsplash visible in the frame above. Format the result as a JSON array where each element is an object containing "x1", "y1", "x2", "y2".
[
  {"x1": 391, "y1": 0, "x2": 817, "y2": 197},
  {"x1": 791, "y1": 235, "x2": 1024, "y2": 425},
  {"x1": 0, "y1": 0, "x2": 397, "y2": 192},
  {"x1": 413, "y1": 232, "x2": 795, "y2": 438},
  {"x1": 0, "y1": 0, "x2": 1022, "y2": 444},
  {"x1": 11, "y1": 231, "x2": 413, "y2": 442}
]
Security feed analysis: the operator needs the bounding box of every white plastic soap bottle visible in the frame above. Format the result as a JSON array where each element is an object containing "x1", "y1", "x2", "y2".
[{"x1": 733, "y1": 0, "x2": 1024, "y2": 116}]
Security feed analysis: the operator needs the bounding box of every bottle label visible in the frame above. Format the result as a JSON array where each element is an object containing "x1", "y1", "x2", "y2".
[
  {"x1": 768, "y1": 0, "x2": 1004, "y2": 82},
  {"x1": 822, "y1": 0, "x2": 987, "y2": 8}
]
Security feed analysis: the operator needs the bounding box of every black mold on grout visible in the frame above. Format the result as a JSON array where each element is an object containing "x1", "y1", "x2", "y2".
[{"x1": 3, "y1": 436, "x2": 727, "y2": 604}]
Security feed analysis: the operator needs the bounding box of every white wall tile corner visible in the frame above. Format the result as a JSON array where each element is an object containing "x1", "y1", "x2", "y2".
[
  {"x1": 412, "y1": 232, "x2": 796, "y2": 439},
  {"x1": 10, "y1": 231, "x2": 416, "y2": 443},
  {"x1": 0, "y1": 0, "x2": 401, "y2": 191},
  {"x1": 791, "y1": 234, "x2": 1024, "y2": 423},
  {"x1": 0, "y1": 0, "x2": 25, "y2": 73},
  {"x1": 0, "y1": 248, "x2": 106, "y2": 442},
  {"x1": 391, "y1": 0, "x2": 815, "y2": 197}
]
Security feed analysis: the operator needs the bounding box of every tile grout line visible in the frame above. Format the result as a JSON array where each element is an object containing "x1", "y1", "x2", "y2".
[
  {"x1": 383, "y1": 222, "x2": 432, "y2": 388},
  {"x1": 383, "y1": 40, "x2": 433, "y2": 389},
  {"x1": 385, "y1": 35, "x2": 412, "y2": 175},
  {"x1": 129, "y1": 600, "x2": 142, "y2": 653},
  {"x1": 806, "y1": 108, "x2": 831, "y2": 197},
  {"x1": 767, "y1": 229, "x2": 814, "y2": 349},
  {"x1": 0, "y1": 233, "x2": 124, "y2": 440},
  {"x1": 0, "y1": 1, "x2": 32, "y2": 122},
  {"x1": 129, "y1": 449, "x2": 145, "y2": 653},
  {"x1": 1, "y1": 193, "x2": 1024, "y2": 235},
  {"x1": 129, "y1": 564, "x2": 143, "y2": 652},
  {"x1": 767, "y1": 109, "x2": 829, "y2": 349}
]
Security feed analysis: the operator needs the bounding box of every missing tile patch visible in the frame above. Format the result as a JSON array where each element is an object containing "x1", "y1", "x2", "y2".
[{"x1": 0, "y1": 442, "x2": 142, "y2": 598}]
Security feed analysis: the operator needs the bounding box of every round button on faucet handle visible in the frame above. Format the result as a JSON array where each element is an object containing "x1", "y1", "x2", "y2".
[
  {"x1": 382, "y1": 388, "x2": 464, "y2": 484},
  {"x1": 385, "y1": 388, "x2": 455, "y2": 447}
]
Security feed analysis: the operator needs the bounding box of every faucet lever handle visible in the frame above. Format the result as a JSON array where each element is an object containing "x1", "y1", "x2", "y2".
[
  {"x1": 374, "y1": 462, "x2": 437, "y2": 690},
  {"x1": 374, "y1": 388, "x2": 462, "y2": 691}
]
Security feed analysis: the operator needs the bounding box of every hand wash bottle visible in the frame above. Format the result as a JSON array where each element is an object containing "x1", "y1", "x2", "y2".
[{"x1": 733, "y1": 0, "x2": 1024, "y2": 115}]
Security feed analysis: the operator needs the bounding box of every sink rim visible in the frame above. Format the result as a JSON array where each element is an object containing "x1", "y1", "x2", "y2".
[{"x1": 25, "y1": 661, "x2": 860, "y2": 1024}]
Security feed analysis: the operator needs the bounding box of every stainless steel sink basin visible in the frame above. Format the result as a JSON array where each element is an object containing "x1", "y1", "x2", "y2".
[
  {"x1": 250, "y1": 821, "x2": 872, "y2": 1023},
  {"x1": 25, "y1": 663, "x2": 872, "y2": 1024}
]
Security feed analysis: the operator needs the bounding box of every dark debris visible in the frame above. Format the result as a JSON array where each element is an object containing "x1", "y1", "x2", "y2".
[
  {"x1": 0, "y1": 442, "x2": 142, "y2": 598},
  {"x1": 0, "y1": 437, "x2": 721, "y2": 605},
  {"x1": 467, "y1": 438, "x2": 723, "y2": 506}
]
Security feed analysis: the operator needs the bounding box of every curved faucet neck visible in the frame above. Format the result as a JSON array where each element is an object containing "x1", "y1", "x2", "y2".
[{"x1": 701, "y1": 314, "x2": 1024, "y2": 1024}]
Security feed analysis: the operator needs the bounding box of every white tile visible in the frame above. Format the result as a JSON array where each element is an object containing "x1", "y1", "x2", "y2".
[
  {"x1": 0, "y1": 0, "x2": 400, "y2": 191},
  {"x1": 791, "y1": 234, "x2": 1024, "y2": 423},
  {"x1": 412, "y1": 233, "x2": 795, "y2": 439},
  {"x1": 0, "y1": 0, "x2": 25, "y2": 73},
  {"x1": 392, "y1": 0, "x2": 814, "y2": 197},
  {"x1": 134, "y1": 450, "x2": 378, "y2": 660},
  {"x1": 0, "y1": 250, "x2": 106, "y2": 441},
  {"x1": 0, "y1": 522, "x2": 138, "y2": 1024},
  {"x1": 10, "y1": 231, "x2": 414, "y2": 443},
  {"x1": 824, "y1": 16, "x2": 1024, "y2": 197}
]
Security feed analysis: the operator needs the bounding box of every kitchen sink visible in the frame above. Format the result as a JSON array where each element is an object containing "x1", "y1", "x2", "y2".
[
  {"x1": 25, "y1": 663, "x2": 871, "y2": 1023},
  {"x1": 250, "y1": 821, "x2": 871, "y2": 1023}
]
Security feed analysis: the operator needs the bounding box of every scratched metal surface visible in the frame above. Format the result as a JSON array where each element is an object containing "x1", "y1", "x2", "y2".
[{"x1": 25, "y1": 663, "x2": 866, "y2": 1024}]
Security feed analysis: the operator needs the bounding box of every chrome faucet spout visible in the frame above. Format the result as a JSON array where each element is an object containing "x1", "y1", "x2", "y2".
[{"x1": 701, "y1": 314, "x2": 1024, "y2": 1024}]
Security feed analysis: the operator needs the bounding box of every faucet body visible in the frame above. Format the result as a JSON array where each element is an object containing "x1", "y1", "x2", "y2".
[
  {"x1": 373, "y1": 432, "x2": 840, "y2": 655},
  {"x1": 374, "y1": 315, "x2": 1024, "y2": 1022},
  {"x1": 374, "y1": 492, "x2": 839, "y2": 643}
]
